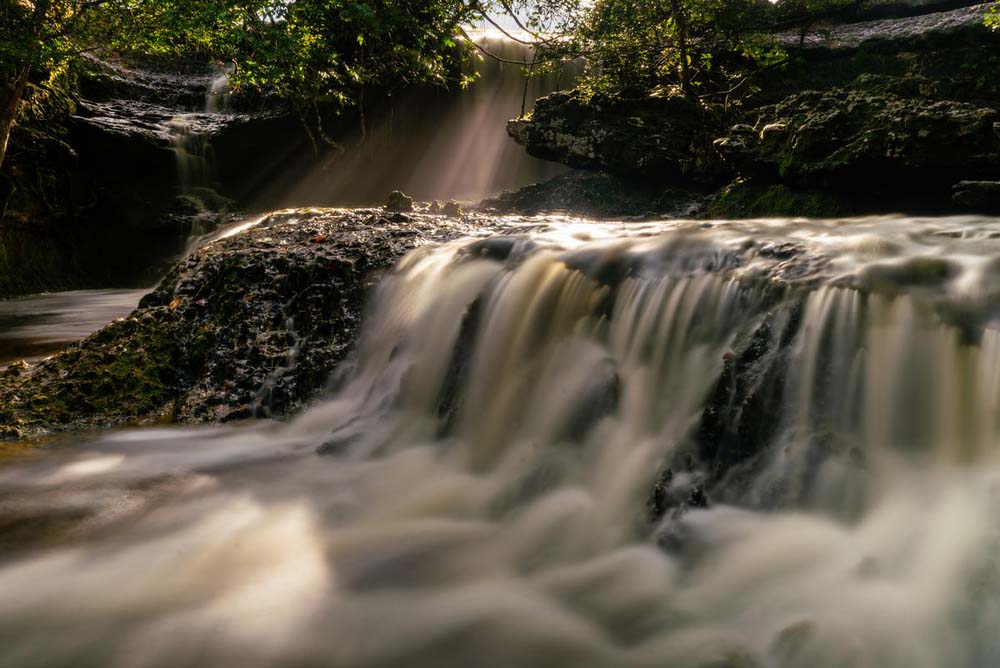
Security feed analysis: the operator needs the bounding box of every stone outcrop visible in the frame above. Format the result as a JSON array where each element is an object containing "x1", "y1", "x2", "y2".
[
  {"x1": 0, "y1": 57, "x2": 307, "y2": 298},
  {"x1": 508, "y1": 90, "x2": 727, "y2": 184},
  {"x1": 858, "y1": 0, "x2": 987, "y2": 20},
  {"x1": 952, "y1": 179, "x2": 1000, "y2": 211},
  {"x1": 479, "y1": 171, "x2": 706, "y2": 218},
  {"x1": 714, "y1": 75, "x2": 1000, "y2": 199}
]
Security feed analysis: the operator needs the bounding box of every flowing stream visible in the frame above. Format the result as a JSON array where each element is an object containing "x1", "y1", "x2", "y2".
[
  {"x1": 0, "y1": 290, "x2": 148, "y2": 366},
  {"x1": 3, "y1": 215, "x2": 1000, "y2": 667}
]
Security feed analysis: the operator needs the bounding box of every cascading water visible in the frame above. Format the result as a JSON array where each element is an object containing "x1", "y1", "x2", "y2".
[
  {"x1": 4, "y1": 215, "x2": 1000, "y2": 667},
  {"x1": 205, "y1": 62, "x2": 234, "y2": 114},
  {"x1": 167, "y1": 115, "x2": 215, "y2": 193},
  {"x1": 167, "y1": 63, "x2": 232, "y2": 197}
]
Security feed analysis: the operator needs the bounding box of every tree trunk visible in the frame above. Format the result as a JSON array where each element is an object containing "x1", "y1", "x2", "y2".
[
  {"x1": 668, "y1": 0, "x2": 694, "y2": 97},
  {"x1": 0, "y1": 65, "x2": 31, "y2": 171},
  {"x1": 0, "y1": 0, "x2": 52, "y2": 171}
]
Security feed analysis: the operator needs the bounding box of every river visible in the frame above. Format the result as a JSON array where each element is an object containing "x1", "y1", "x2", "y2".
[{"x1": 2, "y1": 215, "x2": 1000, "y2": 667}]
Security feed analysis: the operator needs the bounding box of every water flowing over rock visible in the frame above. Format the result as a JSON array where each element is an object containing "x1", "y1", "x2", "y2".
[{"x1": 4, "y1": 214, "x2": 1000, "y2": 667}]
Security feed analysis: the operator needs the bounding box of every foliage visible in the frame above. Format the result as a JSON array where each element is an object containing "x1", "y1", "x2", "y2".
[
  {"x1": 0, "y1": 0, "x2": 482, "y2": 166},
  {"x1": 986, "y1": 3, "x2": 1000, "y2": 31},
  {"x1": 84, "y1": 1, "x2": 481, "y2": 119},
  {"x1": 504, "y1": 0, "x2": 863, "y2": 101}
]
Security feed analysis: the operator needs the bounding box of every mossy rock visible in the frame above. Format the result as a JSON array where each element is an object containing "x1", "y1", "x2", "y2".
[
  {"x1": 0, "y1": 209, "x2": 482, "y2": 441},
  {"x1": 706, "y1": 180, "x2": 850, "y2": 219}
]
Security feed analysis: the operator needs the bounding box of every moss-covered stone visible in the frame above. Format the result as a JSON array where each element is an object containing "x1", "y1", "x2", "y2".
[
  {"x1": 505, "y1": 5, "x2": 1000, "y2": 217},
  {"x1": 712, "y1": 76, "x2": 1000, "y2": 209},
  {"x1": 705, "y1": 179, "x2": 849, "y2": 219},
  {"x1": 0, "y1": 209, "x2": 482, "y2": 441}
]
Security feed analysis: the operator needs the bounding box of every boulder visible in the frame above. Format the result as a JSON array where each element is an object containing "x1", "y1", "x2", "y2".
[
  {"x1": 952, "y1": 180, "x2": 1000, "y2": 211},
  {"x1": 385, "y1": 190, "x2": 414, "y2": 212},
  {"x1": 441, "y1": 200, "x2": 463, "y2": 217},
  {"x1": 0, "y1": 210, "x2": 477, "y2": 440},
  {"x1": 478, "y1": 171, "x2": 705, "y2": 218},
  {"x1": 508, "y1": 89, "x2": 728, "y2": 184}
]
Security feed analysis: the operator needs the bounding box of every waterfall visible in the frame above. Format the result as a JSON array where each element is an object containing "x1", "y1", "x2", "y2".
[
  {"x1": 3, "y1": 215, "x2": 1000, "y2": 667},
  {"x1": 205, "y1": 62, "x2": 234, "y2": 114},
  {"x1": 167, "y1": 64, "x2": 232, "y2": 197},
  {"x1": 167, "y1": 115, "x2": 215, "y2": 194}
]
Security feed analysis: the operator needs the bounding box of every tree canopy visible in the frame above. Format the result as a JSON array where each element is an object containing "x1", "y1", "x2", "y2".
[
  {"x1": 0, "y1": 0, "x2": 918, "y2": 170},
  {"x1": 505, "y1": 0, "x2": 864, "y2": 98},
  {"x1": 1, "y1": 0, "x2": 482, "y2": 167}
]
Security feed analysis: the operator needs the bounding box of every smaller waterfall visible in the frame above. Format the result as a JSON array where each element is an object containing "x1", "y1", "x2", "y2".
[
  {"x1": 205, "y1": 62, "x2": 234, "y2": 113},
  {"x1": 166, "y1": 62, "x2": 233, "y2": 196},
  {"x1": 167, "y1": 115, "x2": 215, "y2": 193}
]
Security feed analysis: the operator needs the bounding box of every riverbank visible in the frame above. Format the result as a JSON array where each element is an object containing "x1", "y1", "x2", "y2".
[{"x1": 502, "y1": 2, "x2": 1000, "y2": 218}]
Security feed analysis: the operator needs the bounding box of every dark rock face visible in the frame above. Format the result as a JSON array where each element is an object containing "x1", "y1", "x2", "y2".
[
  {"x1": 385, "y1": 190, "x2": 414, "y2": 212},
  {"x1": 479, "y1": 171, "x2": 706, "y2": 218},
  {"x1": 0, "y1": 57, "x2": 307, "y2": 298},
  {"x1": 714, "y1": 77, "x2": 1000, "y2": 202},
  {"x1": 508, "y1": 90, "x2": 727, "y2": 184},
  {"x1": 705, "y1": 179, "x2": 849, "y2": 219},
  {"x1": 0, "y1": 210, "x2": 476, "y2": 440},
  {"x1": 953, "y1": 180, "x2": 1000, "y2": 211}
]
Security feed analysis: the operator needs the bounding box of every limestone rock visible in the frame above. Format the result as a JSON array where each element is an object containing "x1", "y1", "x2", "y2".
[
  {"x1": 385, "y1": 190, "x2": 413, "y2": 212},
  {"x1": 713, "y1": 76, "x2": 1000, "y2": 201}
]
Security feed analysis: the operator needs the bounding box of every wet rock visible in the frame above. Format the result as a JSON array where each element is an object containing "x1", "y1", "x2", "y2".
[
  {"x1": 479, "y1": 171, "x2": 705, "y2": 218},
  {"x1": 441, "y1": 200, "x2": 463, "y2": 217},
  {"x1": 648, "y1": 468, "x2": 710, "y2": 524},
  {"x1": 385, "y1": 190, "x2": 414, "y2": 212},
  {"x1": 0, "y1": 209, "x2": 480, "y2": 440},
  {"x1": 508, "y1": 89, "x2": 728, "y2": 184},
  {"x1": 706, "y1": 179, "x2": 850, "y2": 219},
  {"x1": 695, "y1": 296, "x2": 801, "y2": 502},
  {"x1": 714, "y1": 77, "x2": 1000, "y2": 205},
  {"x1": 953, "y1": 180, "x2": 1000, "y2": 212}
]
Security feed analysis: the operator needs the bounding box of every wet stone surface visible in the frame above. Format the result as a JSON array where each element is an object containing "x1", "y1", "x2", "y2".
[{"x1": 0, "y1": 209, "x2": 492, "y2": 441}]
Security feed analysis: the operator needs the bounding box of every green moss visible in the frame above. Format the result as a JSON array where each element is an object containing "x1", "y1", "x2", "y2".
[
  {"x1": 0, "y1": 308, "x2": 186, "y2": 438},
  {"x1": 707, "y1": 180, "x2": 849, "y2": 219}
]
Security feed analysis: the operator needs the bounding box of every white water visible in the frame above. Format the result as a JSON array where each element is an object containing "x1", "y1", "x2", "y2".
[{"x1": 3, "y1": 216, "x2": 1000, "y2": 667}]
